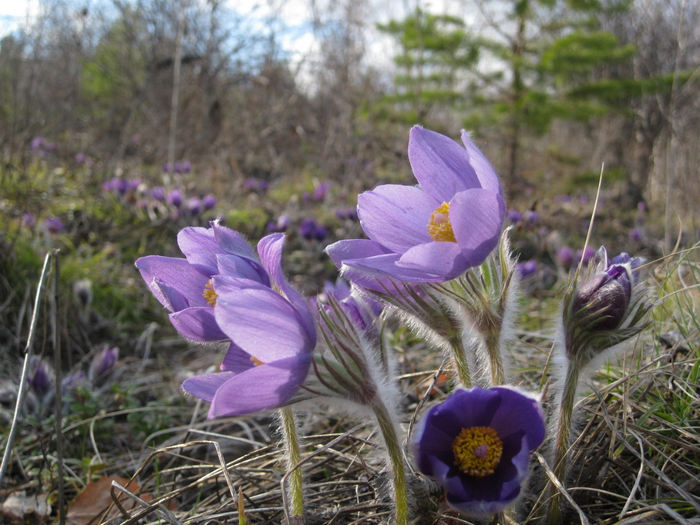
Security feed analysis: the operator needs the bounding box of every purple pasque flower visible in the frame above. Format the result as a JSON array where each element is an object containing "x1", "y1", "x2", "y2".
[
  {"x1": 89, "y1": 346, "x2": 119, "y2": 384},
  {"x1": 151, "y1": 187, "x2": 166, "y2": 202},
  {"x1": 326, "y1": 127, "x2": 505, "y2": 283},
  {"x1": 570, "y1": 248, "x2": 641, "y2": 335},
  {"x1": 21, "y1": 213, "x2": 36, "y2": 229},
  {"x1": 181, "y1": 233, "x2": 316, "y2": 417},
  {"x1": 576, "y1": 246, "x2": 596, "y2": 267},
  {"x1": 28, "y1": 356, "x2": 54, "y2": 397},
  {"x1": 507, "y1": 209, "x2": 523, "y2": 225},
  {"x1": 556, "y1": 246, "x2": 574, "y2": 271},
  {"x1": 135, "y1": 221, "x2": 270, "y2": 343},
  {"x1": 516, "y1": 259, "x2": 537, "y2": 278},
  {"x1": 168, "y1": 189, "x2": 182, "y2": 208},
  {"x1": 202, "y1": 194, "x2": 217, "y2": 210},
  {"x1": 186, "y1": 197, "x2": 202, "y2": 216},
  {"x1": 412, "y1": 387, "x2": 545, "y2": 517},
  {"x1": 182, "y1": 275, "x2": 316, "y2": 417},
  {"x1": 299, "y1": 218, "x2": 317, "y2": 240},
  {"x1": 313, "y1": 182, "x2": 330, "y2": 201},
  {"x1": 45, "y1": 217, "x2": 65, "y2": 234}
]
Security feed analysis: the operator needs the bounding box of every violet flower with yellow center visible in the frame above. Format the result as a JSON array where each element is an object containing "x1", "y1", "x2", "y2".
[
  {"x1": 135, "y1": 221, "x2": 270, "y2": 342},
  {"x1": 413, "y1": 387, "x2": 545, "y2": 517},
  {"x1": 327, "y1": 126, "x2": 505, "y2": 283}
]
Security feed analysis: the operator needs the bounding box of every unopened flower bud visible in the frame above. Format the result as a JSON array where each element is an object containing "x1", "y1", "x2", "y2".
[
  {"x1": 89, "y1": 346, "x2": 119, "y2": 384},
  {"x1": 571, "y1": 264, "x2": 630, "y2": 332}
]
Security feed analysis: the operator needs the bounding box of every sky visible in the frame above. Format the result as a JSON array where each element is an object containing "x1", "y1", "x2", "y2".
[{"x1": 0, "y1": 0, "x2": 475, "y2": 90}]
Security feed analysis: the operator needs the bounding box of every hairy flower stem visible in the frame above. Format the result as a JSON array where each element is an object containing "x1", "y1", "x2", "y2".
[
  {"x1": 547, "y1": 361, "x2": 581, "y2": 525},
  {"x1": 447, "y1": 334, "x2": 472, "y2": 388},
  {"x1": 485, "y1": 332, "x2": 506, "y2": 386},
  {"x1": 280, "y1": 407, "x2": 304, "y2": 517},
  {"x1": 372, "y1": 399, "x2": 408, "y2": 525}
]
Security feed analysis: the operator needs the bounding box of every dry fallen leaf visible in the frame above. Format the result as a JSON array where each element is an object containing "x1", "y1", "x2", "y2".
[{"x1": 66, "y1": 475, "x2": 151, "y2": 525}]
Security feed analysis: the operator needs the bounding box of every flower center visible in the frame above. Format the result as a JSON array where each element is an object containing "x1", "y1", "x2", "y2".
[
  {"x1": 250, "y1": 356, "x2": 265, "y2": 366},
  {"x1": 203, "y1": 280, "x2": 218, "y2": 307},
  {"x1": 452, "y1": 426, "x2": 503, "y2": 477},
  {"x1": 427, "y1": 202, "x2": 456, "y2": 243}
]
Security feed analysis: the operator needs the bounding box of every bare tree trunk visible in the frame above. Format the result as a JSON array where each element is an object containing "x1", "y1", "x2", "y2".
[{"x1": 166, "y1": 2, "x2": 186, "y2": 186}]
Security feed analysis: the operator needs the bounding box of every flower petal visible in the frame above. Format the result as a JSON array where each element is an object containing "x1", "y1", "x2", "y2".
[
  {"x1": 408, "y1": 127, "x2": 483, "y2": 202},
  {"x1": 460, "y1": 130, "x2": 503, "y2": 197},
  {"x1": 208, "y1": 355, "x2": 311, "y2": 417},
  {"x1": 325, "y1": 239, "x2": 392, "y2": 267},
  {"x1": 136, "y1": 256, "x2": 209, "y2": 309},
  {"x1": 221, "y1": 342, "x2": 255, "y2": 373},
  {"x1": 450, "y1": 189, "x2": 505, "y2": 266},
  {"x1": 211, "y1": 222, "x2": 256, "y2": 258},
  {"x1": 169, "y1": 307, "x2": 228, "y2": 342},
  {"x1": 177, "y1": 227, "x2": 221, "y2": 275},
  {"x1": 344, "y1": 252, "x2": 457, "y2": 283},
  {"x1": 256, "y1": 234, "x2": 316, "y2": 337},
  {"x1": 488, "y1": 388, "x2": 545, "y2": 450},
  {"x1": 217, "y1": 254, "x2": 270, "y2": 285},
  {"x1": 182, "y1": 371, "x2": 238, "y2": 402},
  {"x1": 151, "y1": 279, "x2": 189, "y2": 312},
  {"x1": 396, "y1": 241, "x2": 467, "y2": 281},
  {"x1": 214, "y1": 283, "x2": 314, "y2": 363},
  {"x1": 357, "y1": 185, "x2": 436, "y2": 252}
]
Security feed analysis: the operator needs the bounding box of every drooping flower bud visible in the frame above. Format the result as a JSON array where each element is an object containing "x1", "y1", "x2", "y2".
[{"x1": 89, "y1": 346, "x2": 119, "y2": 385}]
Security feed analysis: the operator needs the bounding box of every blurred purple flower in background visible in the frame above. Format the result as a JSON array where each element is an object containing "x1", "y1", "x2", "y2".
[
  {"x1": 630, "y1": 228, "x2": 643, "y2": 242},
  {"x1": 45, "y1": 217, "x2": 65, "y2": 234},
  {"x1": 186, "y1": 197, "x2": 202, "y2": 216},
  {"x1": 21, "y1": 213, "x2": 36, "y2": 229},
  {"x1": 299, "y1": 218, "x2": 317, "y2": 240},
  {"x1": 89, "y1": 346, "x2": 119, "y2": 384},
  {"x1": 524, "y1": 210, "x2": 539, "y2": 225},
  {"x1": 76, "y1": 153, "x2": 87, "y2": 164},
  {"x1": 576, "y1": 246, "x2": 596, "y2": 267},
  {"x1": 313, "y1": 182, "x2": 330, "y2": 202},
  {"x1": 335, "y1": 207, "x2": 359, "y2": 222},
  {"x1": 267, "y1": 214, "x2": 290, "y2": 233},
  {"x1": 507, "y1": 210, "x2": 522, "y2": 225},
  {"x1": 168, "y1": 189, "x2": 182, "y2": 208},
  {"x1": 413, "y1": 387, "x2": 545, "y2": 517},
  {"x1": 327, "y1": 127, "x2": 505, "y2": 282},
  {"x1": 28, "y1": 356, "x2": 54, "y2": 397},
  {"x1": 556, "y1": 246, "x2": 574, "y2": 271},
  {"x1": 151, "y1": 187, "x2": 165, "y2": 202},
  {"x1": 203, "y1": 194, "x2": 217, "y2": 210},
  {"x1": 31, "y1": 137, "x2": 45, "y2": 152},
  {"x1": 554, "y1": 194, "x2": 572, "y2": 203},
  {"x1": 516, "y1": 260, "x2": 538, "y2": 278}
]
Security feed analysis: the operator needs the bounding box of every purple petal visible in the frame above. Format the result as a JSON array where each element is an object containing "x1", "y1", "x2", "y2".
[
  {"x1": 357, "y1": 185, "x2": 436, "y2": 252},
  {"x1": 136, "y1": 256, "x2": 209, "y2": 309},
  {"x1": 215, "y1": 284, "x2": 314, "y2": 363},
  {"x1": 221, "y1": 342, "x2": 255, "y2": 373},
  {"x1": 488, "y1": 388, "x2": 545, "y2": 450},
  {"x1": 182, "y1": 371, "x2": 238, "y2": 402},
  {"x1": 177, "y1": 227, "x2": 221, "y2": 275},
  {"x1": 211, "y1": 222, "x2": 256, "y2": 258},
  {"x1": 396, "y1": 241, "x2": 468, "y2": 280},
  {"x1": 345, "y1": 252, "x2": 461, "y2": 283},
  {"x1": 449, "y1": 189, "x2": 505, "y2": 267},
  {"x1": 169, "y1": 307, "x2": 228, "y2": 342},
  {"x1": 209, "y1": 355, "x2": 311, "y2": 417},
  {"x1": 408, "y1": 127, "x2": 483, "y2": 202},
  {"x1": 325, "y1": 239, "x2": 392, "y2": 268},
  {"x1": 217, "y1": 254, "x2": 270, "y2": 285},
  {"x1": 460, "y1": 131, "x2": 503, "y2": 197},
  {"x1": 256, "y1": 234, "x2": 315, "y2": 336},
  {"x1": 151, "y1": 279, "x2": 189, "y2": 312}
]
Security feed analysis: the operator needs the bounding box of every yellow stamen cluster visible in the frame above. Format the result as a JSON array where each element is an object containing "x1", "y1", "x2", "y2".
[
  {"x1": 250, "y1": 356, "x2": 265, "y2": 367},
  {"x1": 203, "y1": 280, "x2": 218, "y2": 307},
  {"x1": 427, "y1": 202, "x2": 457, "y2": 243},
  {"x1": 452, "y1": 426, "x2": 503, "y2": 477}
]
